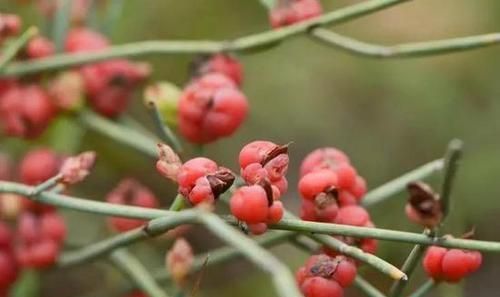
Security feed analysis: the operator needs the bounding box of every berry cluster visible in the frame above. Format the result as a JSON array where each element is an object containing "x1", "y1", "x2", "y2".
[
  {"x1": 423, "y1": 246, "x2": 482, "y2": 282},
  {"x1": 296, "y1": 254, "x2": 357, "y2": 297},
  {"x1": 177, "y1": 157, "x2": 235, "y2": 206},
  {"x1": 106, "y1": 179, "x2": 159, "y2": 232},
  {"x1": 269, "y1": 0, "x2": 323, "y2": 28},
  {"x1": 298, "y1": 148, "x2": 377, "y2": 256},
  {"x1": 230, "y1": 141, "x2": 289, "y2": 234},
  {"x1": 178, "y1": 54, "x2": 248, "y2": 144},
  {"x1": 0, "y1": 16, "x2": 149, "y2": 139}
]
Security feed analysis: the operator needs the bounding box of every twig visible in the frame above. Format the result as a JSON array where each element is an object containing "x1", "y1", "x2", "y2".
[
  {"x1": 4, "y1": 181, "x2": 500, "y2": 253},
  {"x1": 362, "y1": 159, "x2": 444, "y2": 208},
  {"x1": 79, "y1": 110, "x2": 159, "y2": 158},
  {"x1": 147, "y1": 102, "x2": 183, "y2": 153},
  {"x1": 29, "y1": 174, "x2": 63, "y2": 196},
  {"x1": 169, "y1": 194, "x2": 186, "y2": 211},
  {"x1": 407, "y1": 280, "x2": 436, "y2": 297},
  {"x1": 0, "y1": 27, "x2": 38, "y2": 71},
  {"x1": 0, "y1": 0, "x2": 411, "y2": 77},
  {"x1": 439, "y1": 139, "x2": 463, "y2": 219},
  {"x1": 110, "y1": 248, "x2": 170, "y2": 297},
  {"x1": 310, "y1": 28, "x2": 500, "y2": 58},
  {"x1": 388, "y1": 244, "x2": 426, "y2": 297},
  {"x1": 354, "y1": 276, "x2": 387, "y2": 297},
  {"x1": 51, "y1": 0, "x2": 72, "y2": 52}
]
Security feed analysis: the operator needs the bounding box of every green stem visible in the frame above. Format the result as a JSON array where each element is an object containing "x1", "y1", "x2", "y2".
[
  {"x1": 310, "y1": 28, "x2": 500, "y2": 58},
  {"x1": 168, "y1": 194, "x2": 186, "y2": 211},
  {"x1": 388, "y1": 243, "x2": 426, "y2": 297},
  {"x1": 354, "y1": 276, "x2": 387, "y2": 297},
  {"x1": 0, "y1": 27, "x2": 38, "y2": 71},
  {"x1": 4, "y1": 181, "x2": 500, "y2": 253},
  {"x1": 110, "y1": 248, "x2": 170, "y2": 297},
  {"x1": 51, "y1": 0, "x2": 72, "y2": 52},
  {"x1": 198, "y1": 212, "x2": 302, "y2": 297},
  {"x1": 362, "y1": 159, "x2": 444, "y2": 208},
  {"x1": 147, "y1": 102, "x2": 183, "y2": 154},
  {"x1": 439, "y1": 139, "x2": 463, "y2": 219},
  {"x1": 102, "y1": 0, "x2": 124, "y2": 36},
  {"x1": 0, "y1": 0, "x2": 410, "y2": 77},
  {"x1": 407, "y1": 280, "x2": 437, "y2": 297},
  {"x1": 79, "y1": 110, "x2": 159, "y2": 158},
  {"x1": 30, "y1": 174, "x2": 63, "y2": 196}
]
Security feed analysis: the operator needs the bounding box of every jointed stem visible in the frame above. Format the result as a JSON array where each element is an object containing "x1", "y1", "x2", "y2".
[
  {"x1": 110, "y1": 248, "x2": 170, "y2": 297},
  {"x1": 0, "y1": 27, "x2": 38, "y2": 71},
  {"x1": 407, "y1": 280, "x2": 437, "y2": 297},
  {"x1": 0, "y1": 0, "x2": 411, "y2": 77},
  {"x1": 439, "y1": 139, "x2": 463, "y2": 219},
  {"x1": 310, "y1": 28, "x2": 500, "y2": 58}
]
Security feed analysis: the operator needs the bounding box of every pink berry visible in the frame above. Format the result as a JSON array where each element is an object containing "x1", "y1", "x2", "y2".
[
  {"x1": 192, "y1": 53, "x2": 243, "y2": 86},
  {"x1": 300, "y1": 277, "x2": 343, "y2": 297},
  {"x1": 298, "y1": 169, "x2": 337, "y2": 200},
  {"x1": 230, "y1": 185, "x2": 269, "y2": 224},
  {"x1": 334, "y1": 206, "x2": 370, "y2": 227},
  {"x1": 19, "y1": 148, "x2": 60, "y2": 185},
  {"x1": 300, "y1": 147, "x2": 350, "y2": 177},
  {"x1": 179, "y1": 73, "x2": 248, "y2": 143},
  {"x1": 106, "y1": 179, "x2": 159, "y2": 232},
  {"x1": 25, "y1": 36, "x2": 55, "y2": 59},
  {"x1": 65, "y1": 28, "x2": 109, "y2": 53}
]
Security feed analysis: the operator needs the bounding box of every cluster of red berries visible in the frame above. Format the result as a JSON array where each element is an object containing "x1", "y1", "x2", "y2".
[
  {"x1": 0, "y1": 149, "x2": 70, "y2": 294},
  {"x1": 298, "y1": 148, "x2": 377, "y2": 256},
  {"x1": 296, "y1": 254, "x2": 357, "y2": 297},
  {"x1": 423, "y1": 245, "x2": 482, "y2": 283},
  {"x1": 106, "y1": 179, "x2": 159, "y2": 232},
  {"x1": 230, "y1": 141, "x2": 289, "y2": 235},
  {"x1": 0, "y1": 14, "x2": 149, "y2": 139},
  {"x1": 177, "y1": 157, "x2": 235, "y2": 206},
  {"x1": 178, "y1": 54, "x2": 248, "y2": 144},
  {"x1": 268, "y1": 0, "x2": 323, "y2": 28}
]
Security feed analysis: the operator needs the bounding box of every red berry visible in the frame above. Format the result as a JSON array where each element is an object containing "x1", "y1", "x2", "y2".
[
  {"x1": 15, "y1": 211, "x2": 66, "y2": 269},
  {"x1": 298, "y1": 169, "x2": 337, "y2": 200},
  {"x1": 179, "y1": 73, "x2": 248, "y2": 143},
  {"x1": 247, "y1": 223, "x2": 268, "y2": 235},
  {"x1": 0, "y1": 14, "x2": 21, "y2": 40},
  {"x1": 19, "y1": 148, "x2": 60, "y2": 185},
  {"x1": 335, "y1": 164, "x2": 357, "y2": 190},
  {"x1": 350, "y1": 176, "x2": 367, "y2": 200},
  {"x1": 25, "y1": 36, "x2": 55, "y2": 59},
  {"x1": 106, "y1": 179, "x2": 159, "y2": 232},
  {"x1": 65, "y1": 28, "x2": 109, "y2": 53},
  {"x1": 230, "y1": 185, "x2": 269, "y2": 224},
  {"x1": 193, "y1": 53, "x2": 243, "y2": 86},
  {"x1": 239, "y1": 141, "x2": 277, "y2": 169},
  {"x1": 0, "y1": 222, "x2": 11, "y2": 249},
  {"x1": 334, "y1": 206, "x2": 370, "y2": 227},
  {"x1": 177, "y1": 157, "x2": 218, "y2": 192},
  {"x1": 269, "y1": 0, "x2": 323, "y2": 29},
  {"x1": 300, "y1": 147, "x2": 350, "y2": 177},
  {"x1": 267, "y1": 200, "x2": 284, "y2": 224},
  {"x1": 0, "y1": 85, "x2": 56, "y2": 139},
  {"x1": 0, "y1": 251, "x2": 18, "y2": 290},
  {"x1": 441, "y1": 249, "x2": 471, "y2": 282},
  {"x1": 333, "y1": 258, "x2": 357, "y2": 287},
  {"x1": 300, "y1": 277, "x2": 343, "y2": 297}
]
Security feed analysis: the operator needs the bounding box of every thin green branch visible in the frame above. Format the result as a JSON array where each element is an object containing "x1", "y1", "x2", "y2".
[
  {"x1": 30, "y1": 173, "x2": 63, "y2": 196},
  {"x1": 354, "y1": 276, "x2": 387, "y2": 297},
  {"x1": 168, "y1": 194, "x2": 186, "y2": 211},
  {"x1": 0, "y1": 0, "x2": 410, "y2": 77},
  {"x1": 79, "y1": 110, "x2": 159, "y2": 158},
  {"x1": 439, "y1": 139, "x2": 463, "y2": 219},
  {"x1": 147, "y1": 102, "x2": 183, "y2": 153},
  {"x1": 407, "y1": 280, "x2": 436, "y2": 297},
  {"x1": 51, "y1": 0, "x2": 72, "y2": 52},
  {"x1": 362, "y1": 159, "x2": 444, "y2": 208},
  {"x1": 198, "y1": 212, "x2": 302, "y2": 297},
  {"x1": 4, "y1": 181, "x2": 500, "y2": 253},
  {"x1": 103, "y1": 0, "x2": 125, "y2": 35},
  {"x1": 310, "y1": 28, "x2": 500, "y2": 58},
  {"x1": 389, "y1": 244, "x2": 426, "y2": 297},
  {"x1": 110, "y1": 248, "x2": 170, "y2": 297},
  {"x1": 0, "y1": 27, "x2": 38, "y2": 71}
]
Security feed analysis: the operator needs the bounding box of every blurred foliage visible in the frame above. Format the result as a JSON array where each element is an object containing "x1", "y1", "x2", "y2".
[{"x1": 1, "y1": 0, "x2": 500, "y2": 296}]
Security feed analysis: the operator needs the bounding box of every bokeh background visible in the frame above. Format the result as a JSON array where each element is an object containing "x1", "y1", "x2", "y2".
[{"x1": 1, "y1": 0, "x2": 500, "y2": 296}]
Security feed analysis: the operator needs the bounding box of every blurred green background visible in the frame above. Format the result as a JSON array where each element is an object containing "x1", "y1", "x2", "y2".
[{"x1": 2, "y1": 0, "x2": 500, "y2": 296}]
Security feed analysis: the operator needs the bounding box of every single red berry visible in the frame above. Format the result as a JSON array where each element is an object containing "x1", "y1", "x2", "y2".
[
  {"x1": 188, "y1": 177, "x2": 215, "y2": 205},
  {"x1": 349, "y1": 176, "x2": 367, "y2": 200},
  {"x1": 269, "y1": 0, "x2": 323, "y2": 29},
  {"x1": 65, "y1": 28, "x2": 109, "y2": 53},
  {"x1": 267, "y1": 200, "x2": 284, "y2": 224},
  {"x1": 0, "y1": 14, "x2": 21, "y2": 39},
  {"x1": 298, "y1": 169, "x2": 337, "y2": 200},
  {"x1": 0, "y1": 84, "x2": 57, "y2": 139},
  {"x1": 300, "y1": 147, "x2": 350, "y2": 177},
  {"x1": 177, "y1": 158, "x2": 218, "y2": 190},
  {"x1": 335, "y1": 164, "x2": 357, "y2": 190},
  {"x1": 179, "y1": 73, "x2": 248, "y2": 143},
  {"x1": 19, "y1": 148, "x2": 61, "y2": 185},
  {"x1": 0, "y1": 251, "x2": 18, "y2": 291},
  {"x1": 25, "y1": 36, "x2": 55, "y2": 59},
  {"x1": 334, "y1": 206, "x2": 370, "y2": 227},
  {"x1": 230, "y1": 185, "x2": 269, "y2": 224},
  {"x1": 239, "y1": 141, "x2": 278, "y2": 168},
  {"x1": 423, "y1": 246, "x2": 447, "y2": 280},
  {"x1": 192, "y1": 53, "x2": 243, "y2": 86},
  {"x1": 106, "y1": 179, "x2": 159, "y2": 232},
  {"x1": 300, "y1": 277, "x2": 343, "y2": 297},
  {"x1": 247, "y1": 223, "x2": 268, "y2": 235}
]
